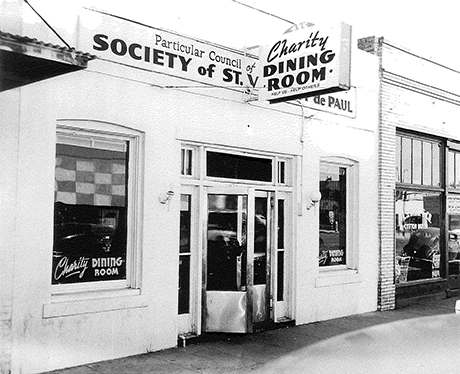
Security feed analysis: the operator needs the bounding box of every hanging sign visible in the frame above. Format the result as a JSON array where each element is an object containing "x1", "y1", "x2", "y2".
[{"x1": 258, "y1": 22, "x2": 352, "y2": 103}]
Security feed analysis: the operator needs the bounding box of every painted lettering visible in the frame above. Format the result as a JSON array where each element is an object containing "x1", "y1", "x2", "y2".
[
  {"x1": 92, "y1": 34, "x2": 192, "y2": 72},
  {"x1": 54, "y1": 256, "x2": 89, "y2": 281},
  {"x1": 267, "y1": 67, "x2": 326, "y2": 92},
  {"x1": 93, "y1": 34, "x2": 109, "y2": 51},
  {"x1": 267, "y1": 31, "x2": 329, "y2": 63}
]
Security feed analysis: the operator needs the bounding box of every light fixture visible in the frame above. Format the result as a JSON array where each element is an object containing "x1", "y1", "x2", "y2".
[
  {"x1": 306, "y1": 190, "x2": 322, "y2": 210},
  {"x1": 159, "y1": 185, "x2": 175, "y2": 204}
]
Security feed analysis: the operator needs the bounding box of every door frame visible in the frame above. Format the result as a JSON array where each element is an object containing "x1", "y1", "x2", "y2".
[
  {"x1": 178, "y1": 185, "x2": 202, "y2": 336},
  {"x1": 202, "y1": 186, "x2": 253, "y2": 333},
  {"x1": 201, "y1": 186, "x2": 292, "y2": 332}
]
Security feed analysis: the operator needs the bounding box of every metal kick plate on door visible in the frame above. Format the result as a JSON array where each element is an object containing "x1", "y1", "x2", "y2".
[{"x1": 205, "y1": 291, "x2": 248, "y2": 333}]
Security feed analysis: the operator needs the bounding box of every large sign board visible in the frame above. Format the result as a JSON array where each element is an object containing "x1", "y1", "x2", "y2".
[
  {"x1": 80, "y1": 9, "x2": 259, "y2": 91},
  {"x1": 258, "y1": 23, "x2": 351, "y2": 103}
]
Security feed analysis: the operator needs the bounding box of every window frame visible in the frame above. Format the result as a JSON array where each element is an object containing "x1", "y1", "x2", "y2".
[
  {"x1": 396, "y1": 132, "x2": 443, "y2": 189},
  {"x1": 52, "y1": 121, "x2": 144, "y2": 295},
  {"x1": 318, "y1": 156, "x2": 359, "y2": 271},
  {"x1": 395, "y1": 130, "x2": 447, "y2": 285}
]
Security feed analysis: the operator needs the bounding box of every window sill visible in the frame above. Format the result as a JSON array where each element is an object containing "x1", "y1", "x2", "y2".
[
  {"x1": 315, "y1": 269, "x2": 360, "y2": 288},
  {"x1": 43, "y1": 288, "x2": 147, "y2": 319}
]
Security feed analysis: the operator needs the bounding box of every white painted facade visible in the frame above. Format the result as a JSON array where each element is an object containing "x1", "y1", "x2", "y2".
[{"x1": 1, "y1": 3, "x2": 379, "y2": 373}]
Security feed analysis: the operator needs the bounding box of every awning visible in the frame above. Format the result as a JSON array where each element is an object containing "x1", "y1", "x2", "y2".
[{"x1": 0, "y1": 31, "x2": 95, "y2": 92}]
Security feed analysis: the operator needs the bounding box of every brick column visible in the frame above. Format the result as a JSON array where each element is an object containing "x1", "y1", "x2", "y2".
[{"x1": 358, "y1": 36, "x2": 396, "y2": 310}]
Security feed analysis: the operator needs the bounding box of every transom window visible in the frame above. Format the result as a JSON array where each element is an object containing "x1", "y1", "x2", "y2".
[
  {"x1": 395, "y1": 134, "x2": 441, "y2": 187},
  {"x1": 180, "y1": 146, "x2": 290, "y2": 186},
  {"x1": 206, "y1": 151, "x2": 272, "y2": 182}
]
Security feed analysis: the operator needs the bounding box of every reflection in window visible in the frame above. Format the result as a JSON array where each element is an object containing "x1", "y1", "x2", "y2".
[
  {"x1": 254, "y1": 197, "x2": 267, "y2": 285},
  {"x1": 319, "y1": 164, "x2": 346, "y2": 267},
  {"x1": 448, "y1": 197, "x2": 460, "y2": 277},
  {"x1": 179, "y1": 194, "x2": 191, "y2": 314},
  {"x1": 53, "y1": 139, "x2": 128, "y2": 285},
  {"x1": 395, "y1": 190, "x2": 442, "y2": 283},
  {"x1": 277, "y1": 200, "x2": 285, "y2": 301},
  {"x1": 206, "y1": 195, "x2": 247, "y2": 291}
]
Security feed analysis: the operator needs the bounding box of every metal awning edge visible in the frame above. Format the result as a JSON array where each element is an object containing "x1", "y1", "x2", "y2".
[{"x1": 0, "y1": 31, "x2": 96, "y2": 68}]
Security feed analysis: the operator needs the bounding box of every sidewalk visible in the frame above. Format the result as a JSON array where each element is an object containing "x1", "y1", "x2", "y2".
[{"x1": 43, "y1": 295, "x2": 458, "y2": 374}]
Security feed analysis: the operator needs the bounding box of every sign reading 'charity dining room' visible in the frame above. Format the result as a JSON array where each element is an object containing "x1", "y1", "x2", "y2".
[{"x1": 258, "y1": 23, "x2": 352, "y2": 103}]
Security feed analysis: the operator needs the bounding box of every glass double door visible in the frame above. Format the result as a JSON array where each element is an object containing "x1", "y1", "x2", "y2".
[{"x1": 204, "y1": 188, "x2": 283, "y2": 333}]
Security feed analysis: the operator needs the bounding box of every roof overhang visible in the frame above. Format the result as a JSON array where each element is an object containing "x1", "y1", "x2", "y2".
[{"x1": 0, "y1": 31, "x2": 95, "y2": 92}]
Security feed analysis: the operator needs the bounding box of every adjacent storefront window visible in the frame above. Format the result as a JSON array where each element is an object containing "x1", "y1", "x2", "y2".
[
  {"x1": 53, "y1": 128, "x2": 140, "y2": 287},
  {"x1": 395, "y1": 132, "x2": 444, "y2": 283},
  {"x1": 319, "y1": 162, "x2": 347, "y2": 267},
  {"x1": 395, "y1": 191, "x2": 442, "y2": 282},
  {"x1": 447, "y1": 148, "x2": 460, "y2": 278}
]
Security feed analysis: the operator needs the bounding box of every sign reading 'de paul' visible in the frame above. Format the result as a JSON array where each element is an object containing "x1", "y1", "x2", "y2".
[
  {"x1": 304, "y1": 86, "x2": 356, "y2": 118},
  {"x1": 258, "y1": 23, "x2": 352, "y2": 103}
]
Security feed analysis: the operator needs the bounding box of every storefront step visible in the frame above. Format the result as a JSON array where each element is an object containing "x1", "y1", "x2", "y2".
[{"x1": 177, "y1": 320, "x2": 296, "y2": 347}]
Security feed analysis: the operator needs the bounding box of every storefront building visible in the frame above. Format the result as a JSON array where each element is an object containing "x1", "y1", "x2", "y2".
[
  {"x1": 358, "y1": 37, "x2": 460, "y2": 307},
  {"x1": 1, "y1": 4, "x2": 380, "y2": 373}
]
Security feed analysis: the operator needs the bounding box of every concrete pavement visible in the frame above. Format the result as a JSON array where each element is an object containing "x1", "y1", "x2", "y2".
[{"x1": 43, "y1": 294, "x2": 458, "y2": 374}]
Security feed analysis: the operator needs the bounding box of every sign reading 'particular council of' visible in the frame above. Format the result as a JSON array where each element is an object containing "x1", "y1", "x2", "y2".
[{"x1": 81, "y1": 9, "x2": 259, "y2": 91}]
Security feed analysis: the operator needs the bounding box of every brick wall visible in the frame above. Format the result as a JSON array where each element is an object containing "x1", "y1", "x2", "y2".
[
  {"x1": 379, "y1": 79, "x2": 396, "y2": 310},
  {"x1": 359, "y1": 35, "x2": 460, "y2": 310},
  {"x1": 358, "y1": 36, "x2": 396, "y2": 311}
]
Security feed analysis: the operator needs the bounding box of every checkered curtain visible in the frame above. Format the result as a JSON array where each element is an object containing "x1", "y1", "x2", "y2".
[{"x1": 55, "y1": 152, "x2": 126, "y2": 207}]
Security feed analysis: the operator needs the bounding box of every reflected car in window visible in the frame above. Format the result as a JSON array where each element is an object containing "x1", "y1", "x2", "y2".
[
  {"x1": 402, "y1": 227, "x2": 460, "y2": 260},
  {"x1": 399, "y1": 227, "x2": 460, "y2": 281}
]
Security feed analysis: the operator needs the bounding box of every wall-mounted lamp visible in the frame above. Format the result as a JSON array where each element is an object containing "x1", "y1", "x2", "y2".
[
  {"x1": 306, "y1": 190, "x2": 322, "y2": 210},
  {"x1": 159, "y1": 185, "x2": 175, "y2": 204}
]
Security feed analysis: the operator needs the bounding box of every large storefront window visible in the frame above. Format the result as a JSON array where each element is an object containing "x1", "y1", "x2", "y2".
[
  {"x1": 319, "y1": 163, "x2": 347, "y2": 267},
  {"x1": 395, "y1": 191, "x2": 442, "y2": 282},
  {"x1": 395, "y1": 133, "x2": 444, "y2": 284},
  {"x1": 53, "y1": 131, "x2": 131, "y2": 285}
]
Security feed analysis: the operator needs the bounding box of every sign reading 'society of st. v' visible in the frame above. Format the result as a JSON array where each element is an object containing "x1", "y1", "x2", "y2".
[
  {"x1": 258, "y1": 23, "x2": 352, "y2": 103},
  {"x1": 80, "y1": 9, "x2": 259, "y2": 91}
]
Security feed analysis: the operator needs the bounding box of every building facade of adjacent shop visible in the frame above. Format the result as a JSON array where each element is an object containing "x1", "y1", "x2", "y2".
[
  {"x1": 358, "y1": 37, "x2": 460, "y2": 308},
  {"x1": 1, "y1": 4, "x2": 380, "y2": 374}
]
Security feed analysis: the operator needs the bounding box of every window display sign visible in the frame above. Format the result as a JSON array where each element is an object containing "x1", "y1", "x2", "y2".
[
  {"x1": 258, "y1": 22, "x2": 351, "y2": 103},
  {"x1": 448, "y1": 196, "x2": 460, "y2": 214},
  {"x1": 80, "y1": 9, "x2": 259, "y2": 92}
]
